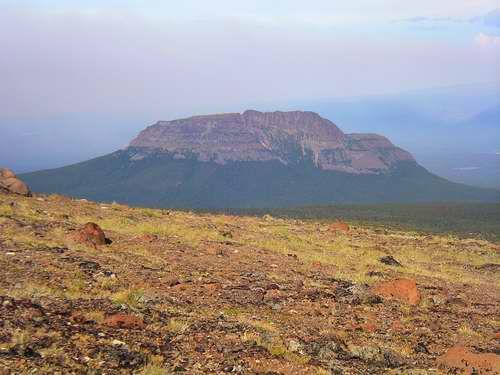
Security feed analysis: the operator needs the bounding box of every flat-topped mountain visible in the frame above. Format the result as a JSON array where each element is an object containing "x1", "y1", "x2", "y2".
[
  {"x1": 130, "y1": 110, "x2": 413, "y2": 174},
  {"x1": 22, "y1": 110, "x2": 500, "y2": 208}
]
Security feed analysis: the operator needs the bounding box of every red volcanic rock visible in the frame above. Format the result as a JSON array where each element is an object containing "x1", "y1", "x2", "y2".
[
  {"x1": 104, "y1": 314, "x2": 145, "y2": 329},
  {"x1": 330, "y1": 222, "x2": 350, "y2": 232},
  {"x1": 372, "y1": 278, "x2": 421, "y2": 305},
  {"x1": 0, "y1": 168, "x2": 31, "y2": 196},
  {"x1": 129, "y1": 110, "x2": 414, "y2": 174},
  {"x1": 0, "y1": 168, "x2": 16, "y2": 179},
  {"x1": 69, "y1": 222, "x2": 107, "y2": 248},
  {"x1": 437, "y1": 346, "x2": 500, "y2": 374}
]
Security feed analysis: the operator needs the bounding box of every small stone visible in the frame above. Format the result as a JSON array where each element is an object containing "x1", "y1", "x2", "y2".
[
  {"x1": 330, "y1": 221, "x2": 350, "y2": 232},
  {"x1": 287, "y1": 339, "x2": 303, "y2": 353},
  {"x1": 415, "y1": 342, "x2": 430, "y2": 354},
  {"x1": 166, "y1": 277, "x2": 180, "y2": 287},
  {"x1": 104, "y1": 314, "x2": 145, "y2": 329},
  {"x1": 111, "y1": 339, "x2": 127, "y2": 347}
]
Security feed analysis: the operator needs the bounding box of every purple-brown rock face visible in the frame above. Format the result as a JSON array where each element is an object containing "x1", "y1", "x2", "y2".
[
  {"x1": 0, "y1": 168, "x2": 31, "y2": 196},
  {"x1": 129, "y1": 110, "x2": 414, "y2": 174}
]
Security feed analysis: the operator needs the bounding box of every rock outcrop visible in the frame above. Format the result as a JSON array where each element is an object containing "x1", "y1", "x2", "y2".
[
  {"x1": 0, "y1": 168, "x2": 31, "y2": 196},
  {"x1": 129, "y1": 110, "x2": 414, "y2": 174}
]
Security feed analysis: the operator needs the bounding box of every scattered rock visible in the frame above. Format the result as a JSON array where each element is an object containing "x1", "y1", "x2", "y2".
[
  {"x1": 225, "y1": 287, "x2": 265, "y2": 305},
  {"x1": 139, "y1": 234, "x2": 158, "y2": 243},
  {"x1": 104, "y1": 314, "x2": 145, "y2": 329},
  {"x1": 476, "y1": 263, "x2": 500, "y2": 272},
  {"x1": 264, "y1": 289, "x2": 286, "y2": 302},
  {"x1": 70, "y1": 312, "x2": 92, "y2": 324},
  {"x1": 335, "y1": 283, "x2": 382, "y2": 305},
  {"x1": 330, "y1": 222, "x2": 350, "y2": 232},
  {"x1": 414, "y1": 342, "x2": 430, "y2": 354},
  {"x1": 379, "y1": 256, "x2": 402, "y2": 267},
  {"x1": 0, "y1": 168, "x2": 31, "y2": 196},
  {"x1": 348, "y1": 345, "x2": 406, "y2": 368},
  {"x1": 357, "y1": 322, "x2": 377, "y2": 333},
  {"x1": 366, "y1": 271, "x2": 385, "y2": 277},
  {"x1": 446, "y1": 296, "x2": 468, "y2": 307},
  {"x1": 79, "y1": 260, "x2": 101, "y2": 273},
  {"x1": 437, "y1": 346, "x2": 500, "y2": 374},
  {"x1": 99, "y1": 346, "x2": 145, "y2": 369},
  {"x1": 287, "y1": 339, "x2": 303, "y2": 353},
  {"x1": 315, "y1": 335, "x2": 350, "y2": 363},
  {"x1": 372, "y1": 278, "x2": 421, "y2": 305},
  {"x1": 166, "y1": 277, "x2": 181, "y2": 287},
  {"x1": 112, "y1": 339, "x2": 128, "y2": 348}
]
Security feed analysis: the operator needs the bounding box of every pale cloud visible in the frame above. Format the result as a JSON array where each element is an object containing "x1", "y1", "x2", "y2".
[
  {"x1": 0, "y1": 4, "x2": 499, "y2": 120},
  {"x1": 475, "y1": 32, "x2": 500, "y2": 46}
]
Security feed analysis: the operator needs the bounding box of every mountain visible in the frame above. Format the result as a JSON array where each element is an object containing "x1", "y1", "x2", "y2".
[
  {"x1": 21, "y1": 110, "x2": 500, "y2": 208},
  {"x1": 129, "y1": 110, "x2": 414, "y2": 174}
]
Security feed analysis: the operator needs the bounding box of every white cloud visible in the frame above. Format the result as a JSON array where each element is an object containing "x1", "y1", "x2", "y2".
[
  {"x1": 452, "y1": 166, "x2": 480, "y2": 171},
  {"x1": 475, "y1": 32, "x2": 500, "y2": 46}
]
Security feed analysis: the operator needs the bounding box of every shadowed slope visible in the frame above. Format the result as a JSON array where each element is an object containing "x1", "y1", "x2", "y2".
[{"x1": 22, "y1": 148, "x2": 500, "y2": 208}]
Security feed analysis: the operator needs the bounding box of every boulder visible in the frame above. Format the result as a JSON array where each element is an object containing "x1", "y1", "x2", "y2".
[
  {"x1": 0, "y1": 168, "x2": 31, "y2": 196},
  {"x1": 68, "y1": 222, "x2": 107, "y2": 248},
  {"x1": 0, "y1": 168, "x2": 15, "y2": 179},
  {"x1": 372, "y1": 278, "x2": 421, "y2": 305},
  {"x1": 437, "y1": 346, "x2": 500, "y2": 374}
]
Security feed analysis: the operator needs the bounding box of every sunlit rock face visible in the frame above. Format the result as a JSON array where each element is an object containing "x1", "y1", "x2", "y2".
[{"x1": 129, "y1": 110, "x2": 414, "y2": 174}]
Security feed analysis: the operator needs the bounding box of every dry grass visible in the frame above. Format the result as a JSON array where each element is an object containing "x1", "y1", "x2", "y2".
[
  {"x1": 111, "y1": 288, "x2": 146, "y2": 310},
  {"x1": 1, "y1": 192, "x2": 499, "y2": 373},
  {"x1": 166, "y1": 318, "x2": 190, "y2": 334}
]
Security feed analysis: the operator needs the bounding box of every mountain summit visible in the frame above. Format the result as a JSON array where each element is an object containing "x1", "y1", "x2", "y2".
[
  {"x1": 129, "y1": 110, "x2": 413, "y2": 174},
  {"x1": 21, "y1": 110, "x2": 500, "y2": 208}
]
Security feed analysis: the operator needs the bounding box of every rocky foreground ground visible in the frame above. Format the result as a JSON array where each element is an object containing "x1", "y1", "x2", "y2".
[{"x1": 0, "y1": 191, "x2": 499, "y2": 374}]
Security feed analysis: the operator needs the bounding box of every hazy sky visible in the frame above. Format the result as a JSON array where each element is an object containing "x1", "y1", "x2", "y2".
[{"x1": 1, "y1": 0, "x2": 499, "y2": 120}]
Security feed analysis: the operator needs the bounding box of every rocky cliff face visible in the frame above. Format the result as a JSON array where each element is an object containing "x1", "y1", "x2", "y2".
[{"x1": 129, "y1": 110, "x2": 414, "y2": 174}]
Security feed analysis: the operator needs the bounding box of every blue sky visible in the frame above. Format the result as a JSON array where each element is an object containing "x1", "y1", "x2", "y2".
[
  {"x1": 4, "y1": 0, "x2": 500, "y2": 24},
  {"x1": 0, "y1": 0, "x2": 499, "y2": 119}
]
